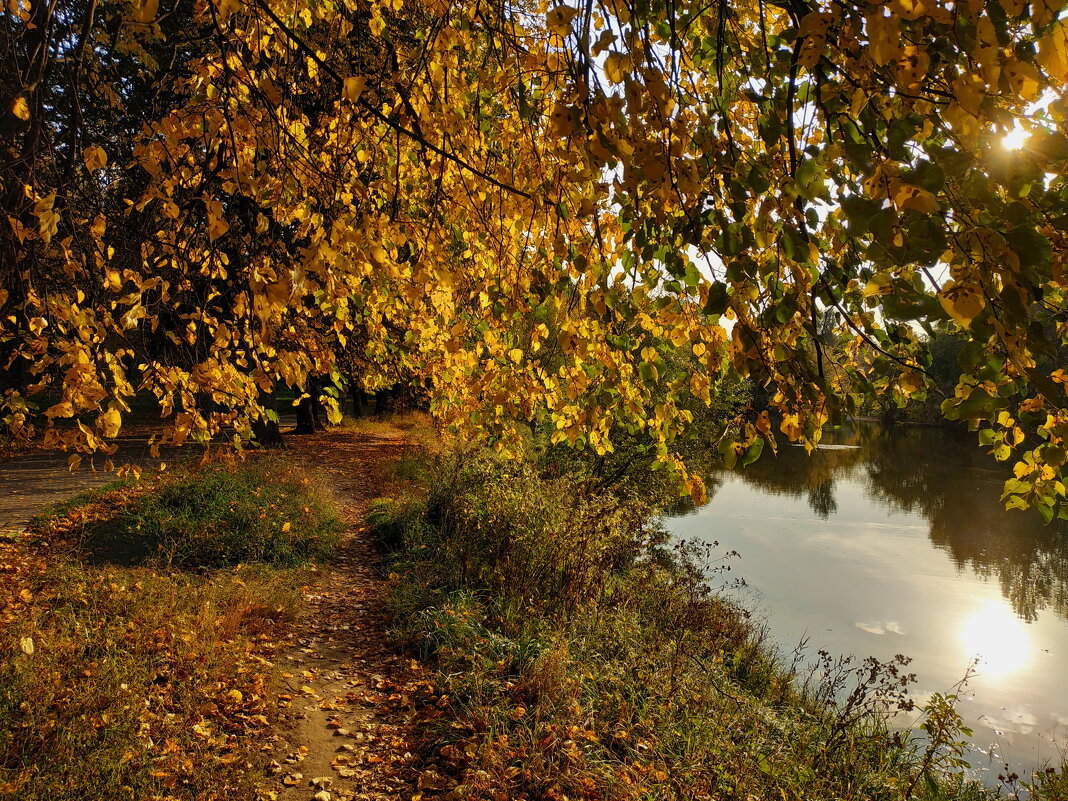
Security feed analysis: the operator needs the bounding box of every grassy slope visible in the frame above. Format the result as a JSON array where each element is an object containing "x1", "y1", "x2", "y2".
[
  {"x1": 0, "y1": 457, "x2": 341, "y2": 800},
  {"x1": 370, "y1": 453, "x2": 1068, "y2": 801}
]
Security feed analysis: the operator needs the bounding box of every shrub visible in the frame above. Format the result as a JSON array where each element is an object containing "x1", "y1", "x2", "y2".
[
  {"x1": 370, "y1": 453, "x2": 996, "y2": 801},
  {"x1": 67, "y1": 457, "x2": 342, "y2": 568}
]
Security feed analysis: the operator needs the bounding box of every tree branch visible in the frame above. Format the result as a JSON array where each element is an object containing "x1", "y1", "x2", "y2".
[{"x1": 250, "y1": 0, "x2": 533, "y2": 200}]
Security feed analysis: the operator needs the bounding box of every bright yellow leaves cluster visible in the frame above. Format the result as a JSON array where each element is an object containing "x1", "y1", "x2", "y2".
[{"x1": 3, "y1": 0, "x2": 1068, "y2": 512}]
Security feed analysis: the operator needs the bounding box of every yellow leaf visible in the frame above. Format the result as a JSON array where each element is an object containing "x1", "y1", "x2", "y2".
[
  {"x1": 84, "y1": 146, "x2": 107, "y2": 172},
  {"x1": 591, "y1": 29, "x2": 616, "y2": 57},
  {"x1": 938, "y1": 279, "x2": 985, "y2": 327},
  {"x1": 19, "y1": 637, "x2": 33, "y2": 656},
  {"x1": 685, "y1": 474, "x2": 708, "y2": 505},
  {"x1": 1038, "y1": 21, "x2": 1068, "y2": 84},
  {"x1": 369, "y1": 10, "x2": 385, "y2": 36},
  {"x1": 135, "y1": 0, "x2": 158, "y2": 23},
  {"x1": 756, "y1": 410, "x2": 771, "y2": 434},
  {"x1": 226, "y1": 689, "x2": 244, "y2": 703},
  {"x1": 891, "y1": 181, "x2": 939, "y2": 213},
  {"x1": 896, "y1": 45, "x2": 930, "y2": 90},
  {"x1": 369, "y1": 245, "x2": 390, "y2": 267},
  {"x1": 45, "y1": 401, "x2": 74, "y2": 418},
  {"x1": 863, "y1": 273, "x2": 892, "y2": 297},
  {"x1": 866, "y1": 11, "x2": 899, "y2": 67},
  {"x1": 777, "y1": 414, "x2": 803, "y2": 440},
  {"x1": 282, "y1": 521, "x2": 292, "y2": 532},
  {"x1": 37, "y1": 209, "x2": 59, "y2": 244},
  {"x1": 100, "y1": 408, "x2": 121, "y2": 438},
  {"x1": 508, "y1": 348, "x2": 523, "y2": 363},
  {"x1": 604, "y1": 51, "x2": 628, "y2": 85},
  {"x1": 640, "y1": 154, "x2": 667, "y2": 183},
  {"x1": 547, "y1": 103, "x2": 576, "y2": 137},
  {"x1": 343, "y1": 76, "x2": 366, "y2": 102},
  {"x1": 11, "y1": 96, "x2": 29, "y2": 121},
  {"x1": 952, "y1": 72, "x2": 985, "y2": 117},
  {"x1": 546, "y1": 4, "x2": 579, "y2": 35},
  {"x1": 1033, "y1": 0, "x2": 1061, "y2": 26},
  {"x1": 207, "y1": 200, "x2": 229, "y2": 241},
  {"x1": 1004, "y1": 59, "x2": 1041, "y2": 101},
  {"x1": 891, "y1": 0, "x2": 933, "y2": 20}
]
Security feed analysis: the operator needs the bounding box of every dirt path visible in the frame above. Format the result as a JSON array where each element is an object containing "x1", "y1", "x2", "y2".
[
  {"x1": 266, "y1": 428, "x2": 431, "y2": 801},
  {"x1": 1, "y1": 426, "x2": 436, "y2": 801}
]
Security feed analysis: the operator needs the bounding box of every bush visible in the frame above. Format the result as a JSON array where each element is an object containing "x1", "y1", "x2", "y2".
[
  {"x1": 67, "y1": 457, "x2": 342, "y2": 568},
  {"x1": 370, "y1": 453, "x2": 997, "y2": 801},
  {"x1": 373, "y1": 454, "x2": 663, "y2": 618}
]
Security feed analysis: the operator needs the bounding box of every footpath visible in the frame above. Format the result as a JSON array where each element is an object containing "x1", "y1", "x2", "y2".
[{"x1": 1, "y1": 425, "x2": 435, "y2": 801}]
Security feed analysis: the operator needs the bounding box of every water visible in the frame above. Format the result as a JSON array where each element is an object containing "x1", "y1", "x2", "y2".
[{"x1": 669, "y1": 422, "x2": 1068, "y2": 783}]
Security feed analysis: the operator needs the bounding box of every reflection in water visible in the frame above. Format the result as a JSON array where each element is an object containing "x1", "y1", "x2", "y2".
[
  {"x1": 674, "y1": 422, "x2": 1068, "y2": 780},
  {"x1": 960, "y1": 600, "x2": 1031, "y2": 677},
  {"x1": 726, "y1": 441, "x2": 864, "y2": 520},
  {"x1": 724, "y1": 423, "x2": 1068, "y2": 624}
]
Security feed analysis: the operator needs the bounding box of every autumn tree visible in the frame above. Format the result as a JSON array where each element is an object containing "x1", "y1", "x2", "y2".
[{"x1": 3, "y1": 0, "x2": 1068, "y2": 514}]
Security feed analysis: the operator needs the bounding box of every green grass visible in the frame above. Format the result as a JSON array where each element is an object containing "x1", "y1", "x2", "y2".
[
  {"x1": 369, "y1": 453, "x2": 1016, "y2": 801},
  {"x1": 61, "y1": 457, "x2": 342, "y2": 568}
]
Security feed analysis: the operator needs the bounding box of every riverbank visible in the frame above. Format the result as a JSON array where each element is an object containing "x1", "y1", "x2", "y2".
[{"x1": 369, "y1": 450, "x2": 1068, "y2": 801}]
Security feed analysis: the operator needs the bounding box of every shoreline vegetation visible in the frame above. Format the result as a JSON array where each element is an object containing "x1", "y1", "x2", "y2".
[
  {"x1": 3, "y1": 428, "x2": 1067, "y2": 800},
  {"x1": 370, "y1": 450, "x2": 1068, "y2": 801}
]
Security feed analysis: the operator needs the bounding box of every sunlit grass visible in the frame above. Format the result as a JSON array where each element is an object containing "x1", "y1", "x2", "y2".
[
  {"x1": 370, "y1": 453, "x2": 998, "y2": 801},
  {"x1": 0, "y1": 457, "x2": 340, "y2": 799}
]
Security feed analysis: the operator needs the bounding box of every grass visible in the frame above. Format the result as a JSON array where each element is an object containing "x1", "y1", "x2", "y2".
[
  {"x1": 369, "y1": 452, "x2": 1017, "y2": 801},
  {"x1": 48, "y1": 456, "x2": 342, "y2": 568},
  {"x1": 0, "y1": 455, "x2": 342, "y2": 800}
]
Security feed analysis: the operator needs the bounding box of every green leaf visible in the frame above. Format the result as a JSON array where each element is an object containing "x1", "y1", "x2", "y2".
[
  {"x1": 703, "y1": 282, "x2": 729, "y2": 315},
  {"x1": 741, "y1": 436, "x2": 764, "y2": 466}
]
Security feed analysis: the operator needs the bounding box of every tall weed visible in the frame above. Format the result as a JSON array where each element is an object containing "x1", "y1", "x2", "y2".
[{"x1": 372, "y1": 453, "x2": 998, "y2": 801}]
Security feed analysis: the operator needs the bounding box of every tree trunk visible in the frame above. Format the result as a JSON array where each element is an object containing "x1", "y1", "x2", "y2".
[
  {"x1": 295, "y1": 395, "x2": 317, "y2": 434},
  {"x1": 294, "y1": 377, "x2": 322, "y2": 434},
  {"x1": 374, "y1": 387, "x2": 392, "y2": 415},
  {"x1": 252, "y1": 391, "x2": 284, "y2": 447},
  {"x1": 252, "y1": 418, "x2": 284, "y2": 447}
]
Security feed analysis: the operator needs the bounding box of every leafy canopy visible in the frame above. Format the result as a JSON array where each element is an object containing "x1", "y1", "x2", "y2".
[{"x1": 3, "y1": 0, "x2": 1068, "y2": 514}]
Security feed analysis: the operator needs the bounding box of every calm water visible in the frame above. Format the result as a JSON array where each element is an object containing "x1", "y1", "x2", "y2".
[{"x1": 669, "y1": 423, "x2": 1068, "y2": 782}]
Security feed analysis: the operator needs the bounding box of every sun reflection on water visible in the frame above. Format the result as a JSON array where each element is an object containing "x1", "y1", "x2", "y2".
[{"x1": 960, "y1": 601, "x2": 1031, "y2": 677}]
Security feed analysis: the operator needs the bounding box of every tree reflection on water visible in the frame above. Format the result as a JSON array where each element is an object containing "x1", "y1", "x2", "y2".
[{"x1": 719, "y1": 422, "x2": 1068, "y2": 623}]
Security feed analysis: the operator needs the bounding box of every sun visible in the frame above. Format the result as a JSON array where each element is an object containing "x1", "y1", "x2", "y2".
[
  {"x1": 959, "y1": 601, "x2": 1031, "y2": 677},
  {"x1": 1003, "y1": 125, "x2": 1029, "y2": 151}
]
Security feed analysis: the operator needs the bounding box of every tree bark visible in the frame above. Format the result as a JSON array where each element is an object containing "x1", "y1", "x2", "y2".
[{"x1": 295, "y1": 395, "x2": 317, "y2": 434}]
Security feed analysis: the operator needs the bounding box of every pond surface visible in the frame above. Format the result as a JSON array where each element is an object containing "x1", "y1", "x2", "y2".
[{"x1": 669, "y1": 422, "x2": 1068, "y2": 783}]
